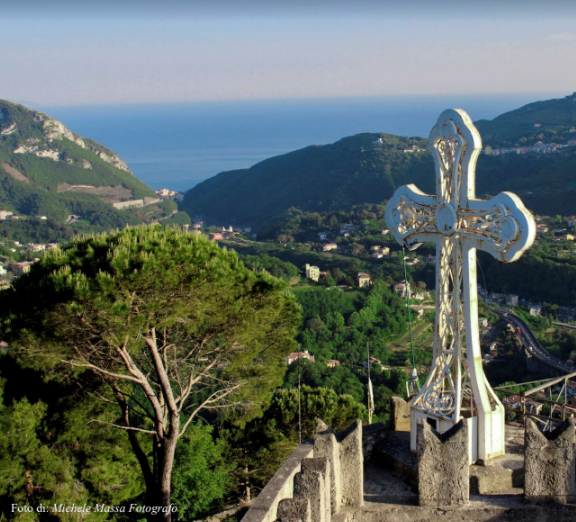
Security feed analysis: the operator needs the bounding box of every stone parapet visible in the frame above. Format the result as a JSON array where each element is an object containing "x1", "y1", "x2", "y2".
[
  {"x1": 276, "y1": 498, "x2": 311, "y2": 522},
  {"x1": 314, "y1": 421, "x2": 342, "y2": 514},
  {"x1": 338, "y1": 420, "x2": 364, "y2": 507},
  {"x1": 524, "y1": 419, "x2": 576, "y2": 504},
  {"x1": 242, "y1": 419, "x2": 363, "y2": 522},
  {"x1": 241, "y1": 441, "x2": 313, "y2": 522},
  {"x1": 417, "y1": 420, "x2": 469, "y2": 507},
  {"x1": 294, "y1": 467, "x2": 329, "y2": 522}
]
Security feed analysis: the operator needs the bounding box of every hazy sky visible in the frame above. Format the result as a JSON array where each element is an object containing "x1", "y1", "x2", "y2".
[{"x1": 2, "y1": 0, "x2": 576, "y2": 106}]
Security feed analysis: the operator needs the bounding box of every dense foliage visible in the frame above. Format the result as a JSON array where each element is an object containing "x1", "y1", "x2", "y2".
[
  {"x1": 479, "y1": 240, "x2": 576, "y2": 306},
  {"x1": 294, "y1": 281, "x2": 408, "y2": 364},
  {"x1": 0, "y1": 225, "x2": 300, "y2": 521}
]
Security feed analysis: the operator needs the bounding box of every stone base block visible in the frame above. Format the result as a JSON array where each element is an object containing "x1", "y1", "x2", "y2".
[
  {"x1": 417, "y1": 420, "x2": 469, "y2": 507},
  {"x1": 524, "y1": 419, "x2": 576, "y2": 504}
]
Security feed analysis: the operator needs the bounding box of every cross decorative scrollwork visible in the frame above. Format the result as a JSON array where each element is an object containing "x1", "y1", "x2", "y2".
[{"x1": 386, "y1": 109, "x2": 535, "y2": 463}]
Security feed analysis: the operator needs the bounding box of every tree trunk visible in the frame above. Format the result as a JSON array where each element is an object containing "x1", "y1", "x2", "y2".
[
  {"x1": 244, "y1": 463, "x2": 251, "y2": 504},
  {"x1": 147, "y1": 419, "x2": 179, "y2": 522}
]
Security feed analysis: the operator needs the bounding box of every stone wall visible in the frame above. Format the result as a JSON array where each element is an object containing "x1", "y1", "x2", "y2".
[
  {"x1": 240, "y1": 420, "x2": 364, "y2": 522},
  {"x1": 240, "y1": 442, "x2": 313, "y2": 522}
]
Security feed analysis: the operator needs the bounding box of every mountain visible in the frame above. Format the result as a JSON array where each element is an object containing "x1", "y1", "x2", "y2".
[
  {"x1": 182, "y1": 133, "x2": 431, "y2": 225},
  {"x1": 182, "y1": 94, "x2": 576, "y2": 225},
  {"x1": 0, "y1": 99, "x2": 172, "y2": 229},
  {"x1": 475, "y1": 92, "x2": 576, "y2": 148}
]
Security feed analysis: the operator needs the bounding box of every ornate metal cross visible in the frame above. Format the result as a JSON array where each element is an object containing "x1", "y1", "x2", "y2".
[{"x1": 385, "y1": 109, "x2": 535, "y2": 464}]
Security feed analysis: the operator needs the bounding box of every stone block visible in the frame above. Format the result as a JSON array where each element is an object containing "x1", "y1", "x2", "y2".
[
  {"x1": 338, "y1": 420, "x2": 363, "y2": 507},
  {"x1": 314, "y1": 421, "x2": 341, "y2": 513},
  {"x1": 276, "y1": 497, "x2": 311, "y2": 522},
  {"x1": 417, "y1": 420, "x2": 469, "y2": 507},
  {"x1": 391, "y1": 396, "x2": 412, "y2": 432},
  {"x1": 300, "y1": 458, "x2": 331, "y2": 522},
  {"x1": 524, "y1": 419, "x2": 576, "y2": 504},
  {"x1": 294, "y1": 470, "x2": 327, "y2": 522}
]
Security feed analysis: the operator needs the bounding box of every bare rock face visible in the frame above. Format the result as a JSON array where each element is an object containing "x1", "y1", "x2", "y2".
[
  {"x1": 417, "y1": 420, "x2": 469, "y2": 507},
  {"x1": 43, "y1": 117, "x2": 86, "y2": 148},
  {"x1": 392, "y1": 396, "x2": 412, "y2": 432},
  {"x1": 524, "y1": 419, "x2": 576, "y2": 504}
]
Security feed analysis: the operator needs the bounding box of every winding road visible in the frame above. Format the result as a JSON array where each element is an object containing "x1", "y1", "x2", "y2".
[{"x1": 491, "y1": 308, "x2": 576, "y2": 374}]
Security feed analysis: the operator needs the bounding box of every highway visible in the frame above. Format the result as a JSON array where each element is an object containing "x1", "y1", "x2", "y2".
[{"x1": 491, "y1": 308, "x2": 576, "y2": 374}]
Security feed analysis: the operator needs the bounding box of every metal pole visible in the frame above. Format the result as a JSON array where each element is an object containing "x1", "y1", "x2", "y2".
[
  {"x1": 403, "y1": 248, "x2": 416, "y2": 370},
  {"x1": 367, "y1": 343, "x2": 372, "y2": 425},
  {"x1": 298, "y1": 350, "x2": 302, "y2": 444},
  {"x1": 563, "y1": 378, "x2": 567, "y2": 421}
]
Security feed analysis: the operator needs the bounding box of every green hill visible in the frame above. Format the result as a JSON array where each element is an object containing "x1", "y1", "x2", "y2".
[
  {"x1": 0, "y1": 99, "x2": 164, "y2": 228},
  {"x1": 182, "y1": 133, "x2": 431, "y2": 225},
  {"x1": 182, "y1": 98, "x2": 576, "y2": 225},
  {"x1": 475, "y1": 92, "x2": 576, "y2": 147}
]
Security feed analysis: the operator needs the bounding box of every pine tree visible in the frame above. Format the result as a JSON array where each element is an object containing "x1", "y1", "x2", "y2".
[{"x1": 1, "y1": 225, "x2": 300, "y2": 522}]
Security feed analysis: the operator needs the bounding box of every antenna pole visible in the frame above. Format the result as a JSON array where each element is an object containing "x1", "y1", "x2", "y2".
[
  {"x1": 403, "y1": 247, "x2": 416, "y2": 370},
  {"x1": 367, "y1": 342, "x2": 373, "y2": 424},
  {"x1": 298, "y1": 350, "x2": 302, "y2": 444}
]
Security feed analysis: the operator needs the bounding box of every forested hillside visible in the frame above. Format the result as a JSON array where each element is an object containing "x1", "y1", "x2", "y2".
[
  {"x1": 475, "y1": 92, "x2": 576, "y2": 147},
  {"x1": 183, "y1": 94, "x2": 576, "y2": 226}
]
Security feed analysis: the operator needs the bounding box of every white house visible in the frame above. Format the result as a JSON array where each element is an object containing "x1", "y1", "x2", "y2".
[
  {"x1": 305, "y1": 264, "x2": 320, "y2": 282},
  {"x1": 286, "y1": 350, "x2": 315, "y2": 366},
  {"x1": 394, "y1": 281, "x2": 411, "y2": 298},
  {"x1": 358, "y1": 272, "x2": 371, "y2": 288}
]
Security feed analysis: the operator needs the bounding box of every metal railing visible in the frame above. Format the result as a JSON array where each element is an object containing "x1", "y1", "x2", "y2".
[{"x1": 494, "y1": 371, "x2": 576, "y2": 431}]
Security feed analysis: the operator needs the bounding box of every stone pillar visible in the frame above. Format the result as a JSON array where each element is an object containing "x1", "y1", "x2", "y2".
[
  {"x1": 392, "y1": 396, "x2": 412, "y2": 432},
  {"x1": 524, "y1": 419, "x2": 576, "y2": 504},
  {"x1": 417, "y1": 420, "x2": 469, "y2": 507},
  {"x1": 276, "y1": 498, "x2": 311, "y2": 522},
  {"x1": 314, "y1": 420, "x2": 341, "y2": 513},
  {"x1": 300, "y1": 458, "x2": 331, "y2": 522},
  {"x1": 294, "y1": 469, "x2": 328, "y2": 522},
  {"x1": 338, "y1": 420, "x2": 364, "y2": 507}
]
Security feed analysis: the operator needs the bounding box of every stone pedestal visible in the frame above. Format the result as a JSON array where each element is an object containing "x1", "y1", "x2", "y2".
[
  {"x1": 417, "y1": 420, "x2": 469, "y2": 507},
  {"x1": 391, "y1": 397, "x2": 412, "y2": 432},
  {"x1": 276, "y1": 498, "x2": 311, "y2": 522},
  {"x1": 294, "y1": 468, "x2": 328, "y2": 522},
  {"x1": 524, "y1": 419, "x2": 576, "y2": 504}
]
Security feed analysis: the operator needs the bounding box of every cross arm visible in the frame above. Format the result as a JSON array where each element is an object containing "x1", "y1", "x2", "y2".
[
  {"x1": 460, "y1": 191, "x2": 536, "y2": 263},
  {"x1": 385, "y1": 184, "x2": 438, "y2": 250}
]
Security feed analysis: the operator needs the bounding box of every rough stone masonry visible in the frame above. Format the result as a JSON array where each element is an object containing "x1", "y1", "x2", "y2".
[
  {"x1": 524, "y1": 419, "x2": 576, "y2": 504},
  {"x1": 417, "y1": 420, "x2": 469, "y2": 507}
]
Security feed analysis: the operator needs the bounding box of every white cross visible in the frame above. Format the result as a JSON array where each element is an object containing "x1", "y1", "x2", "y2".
[{"x1": 385, "y1": 109, "x2": 536, "y2": 464}]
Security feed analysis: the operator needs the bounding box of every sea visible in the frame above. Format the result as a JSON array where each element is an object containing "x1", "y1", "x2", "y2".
[{"x1": 39, "y1": 93, "x2": 563, "y2": 193}]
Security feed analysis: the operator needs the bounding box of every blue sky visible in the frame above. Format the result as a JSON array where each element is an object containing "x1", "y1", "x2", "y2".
[{"x1": 2, "y1": 1, "x2": 575, "y2": 105}]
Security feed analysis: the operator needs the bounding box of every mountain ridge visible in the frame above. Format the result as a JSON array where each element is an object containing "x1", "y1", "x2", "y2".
[
  {"x1": 182, "y1": 93, "x2": 576, "y2": 225},
  {"x1": 0, "y1": 99, "x2": 169, "y2": 227}
]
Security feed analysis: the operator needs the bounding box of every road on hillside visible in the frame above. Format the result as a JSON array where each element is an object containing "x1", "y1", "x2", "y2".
[{"x1": 491, "y1": 308, "x2": 576, "y2": 374}]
